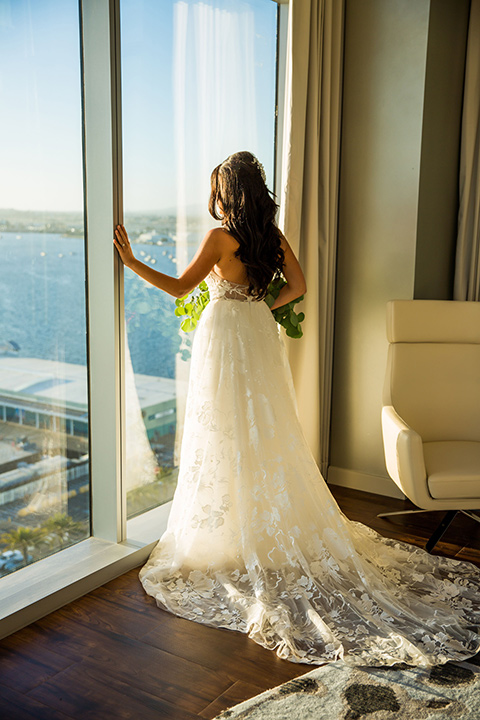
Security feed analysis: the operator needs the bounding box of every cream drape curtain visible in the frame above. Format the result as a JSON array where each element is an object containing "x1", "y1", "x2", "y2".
[
  {"x1": 454, "y1": 0, "x2": 480, "y2": 301},
  {"x1": 279, "y1": 0, "x2": 344, "y2": 474}
]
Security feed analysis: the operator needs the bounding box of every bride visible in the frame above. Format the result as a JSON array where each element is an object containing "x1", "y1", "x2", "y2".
[{"x1": 114, "y1": 151, "x2": 480, "y2": 667}]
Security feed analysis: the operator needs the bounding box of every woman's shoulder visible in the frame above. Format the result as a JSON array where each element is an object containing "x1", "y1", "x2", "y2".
[
  {"x1": 205, "y1": 226, "x2": 237, "y2": 242},
  {"x1": 198, "y1": 227, "x2": 238, "y2": 253},
  {"x1": 204, "y1": 227, "x2": 240, "y2": 252}
]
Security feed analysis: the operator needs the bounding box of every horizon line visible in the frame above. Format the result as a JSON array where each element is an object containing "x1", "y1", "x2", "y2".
[{"x1": 0, "y1": 207, "x2": 210, "y2": 216}]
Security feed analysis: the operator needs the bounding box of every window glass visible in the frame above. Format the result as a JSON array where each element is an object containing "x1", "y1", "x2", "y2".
[
  {"x1": 0, "y1": 0, "x2": 90, "y2": 576},
  {"x1": 120, "y1": 0, "x2": 278, "y2": 518}
]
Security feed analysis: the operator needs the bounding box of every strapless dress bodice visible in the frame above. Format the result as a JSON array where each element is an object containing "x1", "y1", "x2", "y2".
[{"x1": 206, "y1": 269, "x2": 255, "y2": 302}]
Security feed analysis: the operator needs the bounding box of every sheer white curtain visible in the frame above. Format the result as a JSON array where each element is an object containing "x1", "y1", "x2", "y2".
[
  {"x1": 173, "y1": 0, "x2": 260, "y2": 253},
  {"x1": 172, "y1": 0, "x2": 269, "y2": 455},
  {"x1": 454, "y1": 0, "x2": 480, "y2": 302},
  {"x1": 279, "y1": 0, "x2": 345, "y2": 474}
]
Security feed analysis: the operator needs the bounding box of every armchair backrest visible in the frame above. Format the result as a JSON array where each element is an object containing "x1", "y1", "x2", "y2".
[{"x1": 384, "y1": 300, "x2": 480, "y2": 442}]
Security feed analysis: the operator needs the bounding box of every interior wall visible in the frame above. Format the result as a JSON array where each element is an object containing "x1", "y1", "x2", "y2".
[{"x1": 328, "y1": 0, "x2": 470, "y2": 496}]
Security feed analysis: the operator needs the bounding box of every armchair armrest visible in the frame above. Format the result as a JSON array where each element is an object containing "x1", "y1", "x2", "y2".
[{"x1": 381, "y1": 406, "x2": 431, "y2": 508}]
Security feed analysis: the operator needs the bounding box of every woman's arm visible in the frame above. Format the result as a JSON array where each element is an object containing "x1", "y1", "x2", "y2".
[
  {"x1": 114, "y1": 224, "x2": 221, "y2": 298},
  {"x1": 270, "y1": 233, "x2": 307, "y2": 310}
]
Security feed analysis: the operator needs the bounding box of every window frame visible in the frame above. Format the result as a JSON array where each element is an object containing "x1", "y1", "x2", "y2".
[{"x1": 0, "y1": 0, "x2": 289, "y2": 640}]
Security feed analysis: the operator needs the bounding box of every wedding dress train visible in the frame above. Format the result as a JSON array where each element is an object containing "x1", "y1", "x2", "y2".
[{"x1": 139, "y1": 270, "x2": 480, "y2": 667}]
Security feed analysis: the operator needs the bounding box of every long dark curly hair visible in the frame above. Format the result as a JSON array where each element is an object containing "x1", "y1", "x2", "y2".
[{"x1": 208, "y1": 151, "x2": 285, "y2": 299}]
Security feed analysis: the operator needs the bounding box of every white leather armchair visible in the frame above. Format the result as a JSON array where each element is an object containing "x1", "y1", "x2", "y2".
[{"x1": 381, "y1": 300, "x2": 480, "y2": 551}]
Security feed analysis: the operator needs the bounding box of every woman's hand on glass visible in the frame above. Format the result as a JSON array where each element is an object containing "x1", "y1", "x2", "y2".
[{"x1": 113, "y1": 224, "x2": 135, "y2": 267}]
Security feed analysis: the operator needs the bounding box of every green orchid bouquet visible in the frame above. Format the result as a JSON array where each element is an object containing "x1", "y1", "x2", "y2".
[{"x1": 174, "y1": 276, "x2": 305, "y2": 339}]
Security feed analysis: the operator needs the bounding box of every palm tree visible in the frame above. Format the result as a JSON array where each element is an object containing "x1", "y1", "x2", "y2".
[
  {"x1": 42, "y1": 513, "x2": 84, "y2": 550},
  {"x1": 0, "y1": 526, "x2": 45, "y2": 565}
]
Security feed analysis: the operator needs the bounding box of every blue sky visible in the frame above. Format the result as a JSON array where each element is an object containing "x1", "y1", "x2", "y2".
[
  {"x1": 0, "y1": 0, "x2": 83, "y2": 212},
  {"x1": 0, "y1": 0, "x2": 277, "y2": 213}
]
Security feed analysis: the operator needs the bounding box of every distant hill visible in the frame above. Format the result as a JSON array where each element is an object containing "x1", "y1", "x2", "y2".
[{"x1": 0, "y1": 208, "x2": 214, "y2": 238}]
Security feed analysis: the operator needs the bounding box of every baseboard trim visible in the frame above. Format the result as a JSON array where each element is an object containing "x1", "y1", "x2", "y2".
[{"x1": 327, "y1": 466, "x2": 405, "y2": 500}]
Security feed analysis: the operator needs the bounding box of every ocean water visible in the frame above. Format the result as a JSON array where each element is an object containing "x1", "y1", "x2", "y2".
[{"x1": 0, "y1": 231, "x2": 188, "y2": 379}]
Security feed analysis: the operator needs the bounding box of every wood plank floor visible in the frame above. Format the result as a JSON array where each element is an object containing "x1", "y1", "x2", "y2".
[{"x1": 1, "y1": 485, "x2": 479, "y2": 720}]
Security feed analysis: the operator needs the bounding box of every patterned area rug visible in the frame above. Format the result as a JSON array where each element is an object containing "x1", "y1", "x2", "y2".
[{"x1": 214, "y1": 656, "x2": 480, "y2": 719}]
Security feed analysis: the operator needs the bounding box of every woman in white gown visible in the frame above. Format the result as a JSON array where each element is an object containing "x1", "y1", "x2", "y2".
[{"x1": 114, "y1": 151, "x2": 480, "y2": 668}]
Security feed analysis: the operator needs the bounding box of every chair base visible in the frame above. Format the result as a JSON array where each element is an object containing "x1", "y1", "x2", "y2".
[{"x1": 376, "y1": 508, "x2": 480, "y2": 553}]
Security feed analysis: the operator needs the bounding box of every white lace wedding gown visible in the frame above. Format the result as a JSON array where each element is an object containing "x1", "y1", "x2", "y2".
[{"x1": 139, "y1": 269, "x2": 480, "y2": 667}]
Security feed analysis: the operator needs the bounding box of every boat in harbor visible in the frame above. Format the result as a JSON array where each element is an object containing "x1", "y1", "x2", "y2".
[{"x1": 0, "y1": 340, "x2": 20, "y2": 355}]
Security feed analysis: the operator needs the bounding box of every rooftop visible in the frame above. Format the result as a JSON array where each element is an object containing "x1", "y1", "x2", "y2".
[{"x1": 0, "y1": 357, "x2": 176, "y2": 410}]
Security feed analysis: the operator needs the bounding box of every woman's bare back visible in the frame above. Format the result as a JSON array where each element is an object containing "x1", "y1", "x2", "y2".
[{"x1": 213, "y1": 228, "x2": 249, "y2": 285}]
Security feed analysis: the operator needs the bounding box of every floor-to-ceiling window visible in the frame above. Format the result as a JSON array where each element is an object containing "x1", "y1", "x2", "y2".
[
  {"x1": 0, "y1": 0, "x2": 284, "y2": 630},
  {"x1": 0, "y1": 0, "x2": 90, "y2": 576},
  {"x1": 120, "y1": 0, "x2": 278, "y2": 519}
]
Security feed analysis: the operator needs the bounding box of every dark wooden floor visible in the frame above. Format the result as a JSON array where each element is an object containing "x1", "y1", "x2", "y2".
[{"x1": 1, "y1": 485, "x2": 479, "y2": 720}]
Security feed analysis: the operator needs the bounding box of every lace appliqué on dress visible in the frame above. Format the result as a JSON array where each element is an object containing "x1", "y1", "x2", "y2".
[{"x1": 206, "y1": 269, "x2": 255, "y2": 302}]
